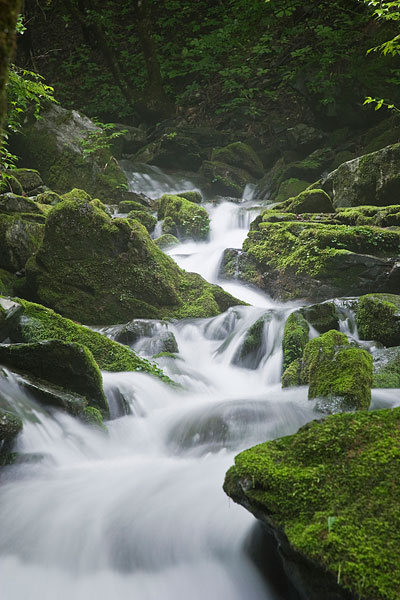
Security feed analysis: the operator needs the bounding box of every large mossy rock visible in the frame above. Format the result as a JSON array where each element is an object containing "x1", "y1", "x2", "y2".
[
  {"x1": 200, "y1": 160, "x2": 254, "y2": 198},
  {"x1": 224, "y1": 408, "x2": 400, "y2": 600},
  {"x1": 356, "y1": 293, "x2": 400, "y2": 346},
  {"x1": 282, "y1": 312, "x2": 309, "y2": 372},
  {"x1": 322, "y1": 143, "x2": 400, "y2": 208},
  {"x1": 301, "y1": 330, "x2": 372, "y2": 413},
  {"x1": 211, "y1": 142, "x2": 264, "y2": 179},
  {"x1": 236, "y1": 211, "x2": 400, "y2": 302},
  {"x1": 0, "y1": 340, "x2": 108, "y2": 414},
  {"x1": 10, "y1": 105, "x2": 128, "y2": 202},
  {"x1": 134, "y1": 132, "x2": 205, "y2": 171},
  {"x1": 23, "y1": 193, "x2": 240, "y2": 324},
  {"x1": 9, "y1": 298, "x2": 169, "y2": 381},
  {"x1": 158, "y1": 194, "x2": 210, "y2": 241},
  {"x1": 285, "y1": 188, "x2": 333, "y2": 214},
  {"x1": 0, "y1": 213, "x2": 45, "y2": 272}
]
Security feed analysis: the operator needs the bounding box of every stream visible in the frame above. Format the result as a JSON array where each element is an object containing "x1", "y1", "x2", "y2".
[{"x1": 0, "y1": 164, "x2": 398, "y2": 600}]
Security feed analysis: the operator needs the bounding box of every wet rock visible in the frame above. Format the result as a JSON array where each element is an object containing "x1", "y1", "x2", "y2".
[
  {"x1": 0, "y1": 193, "x2": 46, "y2": 215},
  {"x1": 372, "y1": 346, "x2": 400, "y2": 388},
  {"x1": 20, "y1": 376, "x2": 88, "y2": 416},
  {"x1": 110, "y1": 319, "x2": 178, "y2": 356},
  {"x1": 158, "y1": 194, "x2": 209, "y2": 241},
  {"x1": 177, "y1": 190, "x2": 202, "y2": 204},
  {"x1": 0, "y1": 213, "x2": 44, "y2": 272},
  {"x1": 135, "y1": 132, "x2": 205, "y2": 171},
  {"x1": 127, "y1": 210, "x2": 157, "y2": 233},
  {"x1": 154, "y1": 234, "x2": 179, "y2": 250},
  {"x1": 224, "y1": 408, "x2": 400, "y2": 600},
  {"x1": 274, "y1": 178, "x2": 310, "y2": 204},
  {"x1": 300, "y1": 301, "x2": 340, "y2": 333},
  {"x1": 301, "y1": 330, "x2": 372, "y2": 413},
  {"x1": 232, "y1": 315, "x2": 270, "y2": 369},
  {"x1": 211, "y1": 142, "x2": 264, "y2": 179},
  {"x1": 282, "y1": 312, "x2": 309, "y2": 373},
  {"x1": 0, "y1": 298, "x2": 24, "y2": 343},
  {"x1": 286, "y1": 123, "x2": 326, "y2": 154},
  {"x1": 0, "y1": 409, "x2": 22, "y2": 452},
  {"x1": 285, "y1": 189, "x2": 333, "y2": 214},
  {"x1": 11, "y1": 169, "x2": 43, "y2": 194},
  {"x1": 356, "y1": 293, "x2": 400, "y2": 346},
  {"x1": 322, "y1": 143, "x2": 400, "y2": 208},
  {"x1": 200, "y1": 160, "x2": 253, "y2": 198},
  {"x1": 0, "y1": 340, "x2": 109, "y2": 415}
]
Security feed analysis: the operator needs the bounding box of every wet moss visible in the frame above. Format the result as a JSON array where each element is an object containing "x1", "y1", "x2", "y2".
[
  {"x1": 127, "y1": 211, "x2": 157, "y2": 233},
  {"x1": 158, "y1": 194, "x2": 209, "y2": 241},
  {"x1": 177, "y1": 191, "x2": 202, "y2": 204},
  {"x1": 356, "y1": 294, "x2": 400, "y2": 347},
  {"x1": 82, "y1": 406, "x2": 107, "y2": 431},
  {"x1": 154, "y1": 234, "x2": 179, "y2": 250},
  {"x1": 282, "y1": 312, "x2": 309, "y2": 372},
  {"x1": 224, "y1": 407, "x2": 400, "y2": 600},
  {"x1": 300, "y1": 302, "x2": 340, "y2": 334},
  {"x1": 275, "y1": 178, "x2": 310, "y2": 204},
  {"x1": 281, "y1": 357, "x2": 301, "y2": 388}
]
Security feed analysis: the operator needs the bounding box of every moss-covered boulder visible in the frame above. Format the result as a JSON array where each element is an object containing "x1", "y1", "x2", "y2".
[
  {"x1": 282, "y1": 312, "x2": 309, "y2": 372},
  {"x1": 0, "y1": 340, "x2": 108, "y2": 414},
  {"x1": 356, "y1": 293, "x2": 400, "y2": 346},
  {"x1": 322, "y1": 143, "x2": 400, "y2": 208},
  {"x1": 286, "y1": 189, "x2": 333, "y2": 214},
  {"x1": 11, "y1": 169, "x2": 43, "y2": 193},
  {"x1": 300, "y1": 301, "x2": 340, "y2": 333},
  {"x1": 301, "y1": 330, "x2": 373, "y2": 412},
  {"x1": 200, "y1": 160, "x2": 253, "y2": 197},
  {"x1": 127, "y1": 210, "x2": 157, "y2": 233},
  {"x1": 36, "y1": 190, "x2": 62, "y2": 206},
  {"x1": 118, "y1": 200, "x2": 151, "y2": 214},
  {"x1": 0, "y1": 193, "x2": 46, "y2": 215},
  {"x1": 9, "y1": 299, "x2": 170, "y2": 381},
  {"x1": 158, "y1": 194, "x2": 209, "y2": 241},
  {"x1": 274, "y1": 178, "x2": 310, "y2": 204},
  {"x1": 10, "y1": 105, "x2": 128, "y2": 202},
  {"x1": 0, "y1": 173, "x2": 23, "y2": 195},
  {"x1": 372, "y1": 346, "x2": 400, "y2": 388},
  {"x1": 211, "y1": 142, "x2": 264, "y2": 179},
  {"x1": 238, "y1": 214, "x2": 400, "y2": 302},
  {"x1": 281, "y1": 357, "x2": 302, "y2": 388},
  {"x1": 224, "y1": 408, "x2": 400, "y2": 600},
  {"x1": 0, "y1": 213, "x2": 44, "y2": 272},
  {"x1": 154, "y1": 234, "x2": 179, "y2": 250},
  {"x1": 23, "y1": 195, "x2": 240, "y2": 324},
  {"x1": 177, "y1": 190, "x2": 202, "y2": 204}
]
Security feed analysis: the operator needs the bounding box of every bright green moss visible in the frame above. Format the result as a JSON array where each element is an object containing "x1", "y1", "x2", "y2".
[
  {"x1": 127, "y1": 210, "x2": 157, "y2": 232},
  {"x1": 286, "y1": 189, "x2": 333, "y2": 214},
  {"x1": 224, "y1": 408, "x2": 400, "y2": 600},
  {"x1": 275, "y1": 178, "x2": 310, "y2": 204},
  {"x1": 356, "y1": 294, "x2": 400, "y2": 347},
  {"x1": 282, "y1": 312, "x2": 309, "y2": 372},
  {"x1": 281, "y1": 357, "x2": 301, "y2": 388},
  {"x1": 158, "y1": 194, "x2": 210, "y2": 240},
  {"x1": 154, "y1": 234, "x2": 179, "y2": 250},
  {"x1": 177, "y1": 191, "x2": 202, "y2": 204}
]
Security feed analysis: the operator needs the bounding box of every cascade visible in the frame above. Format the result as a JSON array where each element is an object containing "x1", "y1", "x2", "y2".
[{"x1": 0, "y1": 165, "x2": 397, "y2": 600}]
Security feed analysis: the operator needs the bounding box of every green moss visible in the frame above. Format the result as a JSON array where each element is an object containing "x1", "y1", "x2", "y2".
[
  {"x1": 82, "y1": 406, "x2": 107, "y2": 431},
  {"x1": 372, "y1": 347, "x2": 400, "y2": 388},
  {"x1": 275, "y1": 178, "x2": 310, "y2": 204},
  {"x1": 158, "y1": 194, "x2": 209, "y2": 241},
  {"x1": 211, "y1": 142, "x2": 264, "y2": 178},
  {"x1": 11, "y1": 298, "x2": 171, "y2": 383},
  {"x1": 286, "y1": 189, "x2": 333, "y2": 214},
  {"x1": 300, "y1": 301, "x2": 339, "y2": 333},
  {"x1": 0, "y1": 269, "x2": 16, "y2": 295},
  {"x1": 224, "y1": 408, "x2": 400, "y2": 600},
  {"x1": 0, "y1": 174, "x2": 23, "y2": 195},
  {"x1": 152, "y1": 351, "x2": 179, "y2": 359},
  {"x1": 356, "y1": 294, "x2": 400, "y2": 347},
  {"x1": 337, "y1": 204, "x2": 400, "y2": 227},
  {"x1": 234, "y1": 316, "x2": 268, "y2": 367},
  {"x1": 0, "y1": 213, "x2": 45, "y2": 272},
  {"x1": 11, "y1": 169, "x2": 42, "y2": 193},
  {"x1": 282, "y1": 312, "x2": 309, "y2": 372},
  {"x1": 35, "y1": 191, "x2": 62, "y2": 206},
  {"x1": 301, "y1": 330, "x2": 373, "y2": 412},
  {"x1": 127, "y1": 210, "x2": 157, "y2": 232},
  {"x1": 119, "y1": 200, "x2": 150, "y2": 213},
  {"x1": 281, "y1": 357, "x2": 301, "y2": 388},
  {"x1": 177, "y1": 191, "x2": 202, "y2": 204},
  {"x1": 200, "y1": 160, "x2": 252, "y2": 197},
  {"x1": 154, "y1": 234, "x2": 179, "y2": 250}
]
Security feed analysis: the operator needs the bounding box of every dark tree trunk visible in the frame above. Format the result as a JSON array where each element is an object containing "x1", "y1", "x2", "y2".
[{"x1": 0, "y1": 0, "x2": 21, "y2": 129}]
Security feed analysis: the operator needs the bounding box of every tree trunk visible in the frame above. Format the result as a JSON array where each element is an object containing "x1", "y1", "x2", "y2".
[{"x1": 0, "y1": 0, "x2": 21, "y2": 129}]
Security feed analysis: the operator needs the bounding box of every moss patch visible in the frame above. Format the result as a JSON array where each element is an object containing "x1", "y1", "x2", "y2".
[
  {"x1": 224, "y1": 408, "x2": 400, "y2": 600},
  {"x1": 356, "y1": 294, "x2": 400, "y2": 347},
  {"x1": 158, "y1": 194, "x2": 209, "y2": 241},
  {"x1": 282, "y1": 312, "x2": 309, "y2": 372}
]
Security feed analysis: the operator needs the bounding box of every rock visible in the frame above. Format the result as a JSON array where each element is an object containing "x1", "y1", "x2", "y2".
[
  {"x1": 177, "y1": 190, "x2": 202, "y2": 204},
  {"x1": 0, "y1": 298, "x2": 24, "y2": 342},
  {"x1": 211, "y1": 142, "x2": 264, "y2": 179},
  {"x1": 0, "y1": 213, "x2": 44, "y2": 272},
  {"x1": 127, "y1": 210, "x2": 157, "y2": 233},
  {"x1": 300, "y1": 301, "x2": 340, "y2": 333},
  {"x1": 21, "y1": 376, "x2": 88, "y2": 416},
  {"x1": 118, "y1": 200, "x2": 151, "y2": 214},
  {"x1": 10, "y1": 104, "x2": 128, "y2": 202},
  {"x1": 372, "y1": 346, "x2": 400, "y2": 388},
  {"x1": 282, "y1": 312, "x2": 309, "y2": 372},
  {"x1": 0, "y1": 193, "x2": 46, "y2": 215},
  {"x1": 285, "y1": 148, "x2": 334, "y2": 181},
  {"x1": 0, "y1": 409, "x2": 22, "y2": 452},
  {"x1": 237, "y1": 213, "x2": 400, "y2": 302},
  {"x1": 109, "y1": 318, "x2": 178, "y2": 356},
  {"x1": 0, "y1": 340, "x2": 108, "y2": 414},
  {"x1": 286, "y1": 188, "x2": 333, "y2": 214},
  {"x1": 154, "y1": 234, "x2": 179, "y2": 250},
  {"x1": 274, "y1": 178, "x2": 310, "y2": 203},
  {"x1": 23, "y1": 195, "x2": 241, "y2": 324},
  {"x1": 322, "y1": 143, "x2": 400, "y2": 208},
  {"x1": 224, "y1": 408, "x2": 400, "y2": 600},
  {"x1": 200, "y1": 160, "x2": 253, "y2": 198},
  {"x1": 286, "y1": 123, "x2": 326, "y2": 153},
  {"x1": 301, "y1": 330, "x2": 373, "y2": 413},
  {"x1": 0, "y1": 269, "x2": 16, "y2": 296},
  {"x1": 35, "y1": 190, "x2": 62, "y2": 206},
  {"x1": 11, "y1": 169, "x2": 43, "y2": 193},
  {"x1": 158, "y1": 194, "x2": 209, "y2": 241},
  {"x1": 9, "y1": 298, "x2": 170, "y2": 381},
  {"x1": 232, "y1": 315, "x2": 270, "y2": 369},
  {"x1": 135, "y1": 132, "x2": 205, "y2": 171},
  {"x1": 0, "y1": 173, "x2": 24, "y2": 195},
  {"x1": 281, "y1": 358, "x2": 302, "y2": 388},
  {"x1": 336, "y1": 204, "x2": 400, "y2": 227},
  {"x1": 356, "y1": 293, "x2": 400, "y2": 346}
]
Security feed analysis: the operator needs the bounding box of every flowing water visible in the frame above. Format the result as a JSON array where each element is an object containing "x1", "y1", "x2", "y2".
[{"x1": 0, "y1": 165, "x2": 398, "y2": 600}]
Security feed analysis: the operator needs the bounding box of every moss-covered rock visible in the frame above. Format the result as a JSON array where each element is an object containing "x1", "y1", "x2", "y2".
[
  {"x1": 224, "y1": 408, "x2": 400, "y2": 600},
  {"x1": 11, "y1": 168, "x2": 43, "y2": 193},
  {"x1": 82, "y1": 406, "x2": 107, "y2": 431},
  {"x1": 322, "y1": 143, "x2": 400, "y2": 208},
  {"x1": 282, "y1": 312, "x2": 309, "y2": 372},
  {"x1": 238, "y1": 215, "x2": 400, "y2": 302},
  {"x1": 281, "y1": 357, "x2": 302, "y2": 388},
  {"x1": 0, "y1": 193, "x2": 46, "y2": 215},
  {"x1": 135, "y1": 132, "x2": 205, "y2": 171},
  {"x1": 127, "y1": 210, "x2": 157, "y2": 233},
  {"x1": 0, "y1": 340, "x2": 108, "y2": 414},
  {"x1": 285, "y1": 147, "x2": 334, "y2": 181},
  {"x1": 0, "y1": 269, "x2": 16, "y2": 296},
  {"x1": 301, "y1": 330, "x2": 372, "y2": 412},
  {"x1": 154, "y1": 234, "x2": 179, "y2": 250},
  {"x1": 177, "y1": 190, "x2": 202, "y2": 204},
  {"x1": 300, "y1": 301, "x2": 340, "y2": 333},
  {"x1": 9, "y1": 298, "x2": 170, "y2": 381},
  {"x1": 0, "y1": 213, "x2": 44, "y2": 272},
  {"x1": 233, "y1": 314, "x2": 270, "y2": 369},
  {"x1": 372, "y1": 346, "x2": 400, "y2": 388},
  {"x1": 286, "y1": 189, "x2": 333, "y2": 214},
  {"x1": 211, "y1": 142, "x2": 264, "y2": 179},
  {"x1": 23, "y1": 196, "x2": 240, "y2": 324},
  {"x1": 158, "y1": 194, "x2": 209, "y2": 240},
  {"x1": 0, "y1": 173, "x2": 24, "y2": 196},
  {"x1": 274, "y1": 178, "x2": 310, "y2": 204},
  {"x1": 21, "y1": 377, "x2": 89, "y2": 417},
  {"x1": 118, "y1": 200, "x2": 151, "y2": 214},
  {"x1": 356, "y1": 293, "x2": 400, "y2": 346},
  {"x1": 11, "y1": 105, "x2": 128, "y2": 203},
  {"x1": 200, "y1": 160, "x2": 253, "y2": 197},
  {"x1": 336, "y1": 204, "x2": 400, "y2": 227},
  {"x1": 35, "y1": 190, "x2": 62, "y2": 206}
]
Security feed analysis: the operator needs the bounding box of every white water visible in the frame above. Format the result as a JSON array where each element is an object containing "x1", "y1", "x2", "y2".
[{"x1": 1, "y1": 166, "x2": 386, "y2": 600}]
